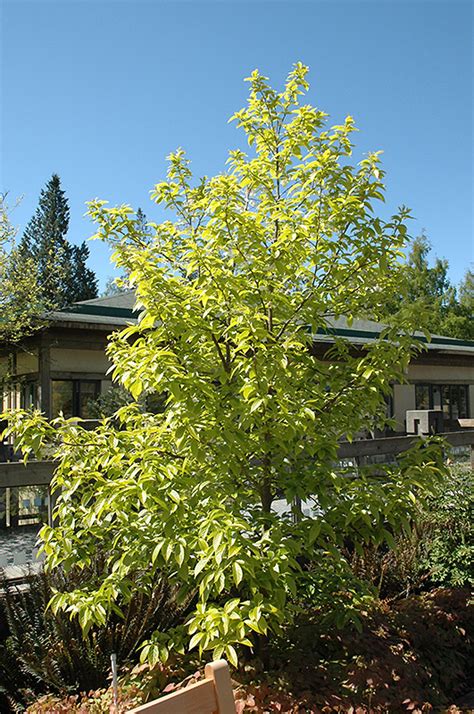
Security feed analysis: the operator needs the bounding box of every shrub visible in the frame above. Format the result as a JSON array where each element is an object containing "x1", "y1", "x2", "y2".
[
  {"x1": 418, "y1": 462, "x2": 473, "y2": 587},
  {"x1": 0, "y1": 564, "x2": 193, "y2": 711},
  {"x1": 23, "y1": 589, "x2": 474, "y2": 713},
  {"x1": 343, "y1": 463, "x2": 473, "y2": 598}
]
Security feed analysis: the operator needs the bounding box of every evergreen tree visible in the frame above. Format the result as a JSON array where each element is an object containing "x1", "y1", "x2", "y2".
[
  {"x1": 405, "y1": 232, "x2": 455, "y2": 309},
  {"x1": 66, "y1": 242, "x2": 98, "y2": 302},
  {"x1": 136, "y1": 207, "x2": 153, "y2": 243},
  {"x1": 459, "y1": 268, "x2": 473, "y2": 312},
  {"x1": 20, "y1": 174, "x2": 98, "y2": 308},
  {"x1": 101, "y1": 276, "x2": 129, "y2": 297},
  {"x1": 440, "y1": 267, "x2": 474, "y2": 341}
]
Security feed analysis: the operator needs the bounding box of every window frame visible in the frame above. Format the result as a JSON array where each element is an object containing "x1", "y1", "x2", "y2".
[
  {"x1": 414, "y1": 383, "x2": 470, "y2": 421},
  {"x1": 51, "y1": 379, "x2": 101, "y2": 418}
]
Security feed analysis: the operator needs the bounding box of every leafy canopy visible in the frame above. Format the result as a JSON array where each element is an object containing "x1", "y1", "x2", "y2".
[
  {"x1": 394, "y1": 232, "x2": 473, "y2": 341},
  {"x1": 0, "y1": 195, "x2": 45, "y2": 345},
  {"x1": 2, "y1": 64, "x2": 447, "y2": 666}
]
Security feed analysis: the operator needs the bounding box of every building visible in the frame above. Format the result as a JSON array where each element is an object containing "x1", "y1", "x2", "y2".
[
  {"x1": 1, "y1": 293, "x2": 473, "y2": 433},
  {"x1": 1, "y1": 292, "x2": 136, "y2": 421}
]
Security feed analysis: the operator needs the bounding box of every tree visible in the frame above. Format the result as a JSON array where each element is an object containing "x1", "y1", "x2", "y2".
[
  {"x1": 441, "y1": 267, "x2": 474, "y2": 341},
  {"x1": 101, "y1": 208, "x2": 151, "y2": 296},
  {"x1": 3, "y1": 65, "x2": 447, "y2": 666},
  {"x1": 66, "y1": 242, "x2": 99, "y2": 303},
  {"x1": 19, "y1": 174, "x2": 98, "y2": 307},
  {"x1": 135, "y1": 206, "x2": 153, "y2": 243},
  {"x1": 101, "y1": 276, "x2": 128, "y2": 297},
  {"x1": 0, "y1": 195, "x2": 45, "y2": 344},
  {"x1": 395, "y1": 233, "x2": 473, "y2": 340}
]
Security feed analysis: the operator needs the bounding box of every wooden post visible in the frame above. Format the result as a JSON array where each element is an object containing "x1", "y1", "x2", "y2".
[
  {"x1": 0, "y1": 488, "x2": 6, "y2": 529},
  {"x1": 204, "y1": 659, "x2": 236, "y2": 714},
  {"x1": 38, "y1": 339, "x2": 52, "y2": 419},
  {"x1": 9, "y1": 487, "x2": 19, "y2": 528}
]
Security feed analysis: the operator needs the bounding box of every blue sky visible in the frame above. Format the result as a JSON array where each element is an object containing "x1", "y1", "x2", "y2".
[{"x1": 1, "y1": 0, "x2": 472, "y2": 292}]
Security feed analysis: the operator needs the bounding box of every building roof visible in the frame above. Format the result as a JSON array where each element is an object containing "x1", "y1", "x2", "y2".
[
  {"x1": 50, "y1": 291, "x2": 137, "y2": 328},
  {"x1": 53, "y1": 293, "x2": 474, "y2": 355},
  {"x1": 317, "y1": 317, "x2": 474, "y2": 355}
]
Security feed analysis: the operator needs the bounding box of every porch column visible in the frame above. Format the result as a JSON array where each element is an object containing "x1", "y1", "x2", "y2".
[{"x1": 38, "y1": 339, "x2": 52, "y2": 419}]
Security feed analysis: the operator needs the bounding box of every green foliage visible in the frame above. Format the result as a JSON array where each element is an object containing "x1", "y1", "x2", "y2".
[
  {"x1": 23, "y1": 590, "x2": 474, "y2": 713},
  {"x1": 101, "y1": 208, "x2": 151, "y2": 297},
  {"x1": 101, "y1": 275, "x2": 130, "y2": 297},
  {"x1": 2, "y1": 64, "x2": 449, "y2": 665},
  {"x1": 85, "y1": 385, "x2": 133, "y2": 418},
  {"x1": 0, "y1": 563, "x2": 192, "y2": 710},
  {"x1": 395, "y1": 233, "x2": 474, "y2": 341},
  {"x1": 418, "y1": 463, "x2": 473, "y2": 587},
  {"x1": 19, "y1": 174, "x2": 98, "y2": 308},
  {"x1": 344, "y1": 463, "x2": 474, "y2": 597},
  {"x1": 0, "y1": 195, "x2": 45, "y2": 345}
]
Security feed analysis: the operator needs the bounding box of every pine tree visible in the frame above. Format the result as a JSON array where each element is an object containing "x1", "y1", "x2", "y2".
[
  {"x1": 66, "y1": 242, "x2": 98, "y2": 302},
  {"x1": 136, "y1": 207, "x2": 152, "y2": 242},
  {"x1": 20, "y1": 174, "x2": 98, "y2": 308}
]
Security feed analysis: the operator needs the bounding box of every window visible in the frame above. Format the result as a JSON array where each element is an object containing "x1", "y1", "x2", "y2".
[
  {"x1": 415, "y1": 384, "x2": 430, "y2": 410},
  {"x1": 52, "y1": 380, "x2": 73, "y2": 417},
  {"x1": 415, "y1": 383, "x2": 469, "y2": 421},
  {"x1": 52, "y1": 380, "x2": 100, "y2": 418},
  {"x1": 78, "y1": 381, "x2": 100, "y2": 418}
]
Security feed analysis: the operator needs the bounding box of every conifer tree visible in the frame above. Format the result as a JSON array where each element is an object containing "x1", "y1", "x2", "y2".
[
  {"x1": 66, "y1": 243, "x2": 98, "y2": 303},
  {"x1": 136, "y1": 207, "x2": 152, "y2": 243},
  {"x1": 20, "y1": 174, "x2": 98, "y2": 307}
]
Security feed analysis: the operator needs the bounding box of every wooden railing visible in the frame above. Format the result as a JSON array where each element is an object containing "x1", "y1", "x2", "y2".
[
  {"x1": 0, "y1": 430, "x2": 472, "y2": 496},
  {"x1": 338, "y1": 429, "x2": 474, "y2": 464},
  {"x1": 0, "y1": 430, "x2": 472, "y2": 580}
]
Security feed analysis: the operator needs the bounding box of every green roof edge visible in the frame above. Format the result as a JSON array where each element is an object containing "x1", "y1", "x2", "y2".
[
  {"x1": 61, "y1": 305, "x2": 474, "y2": 349},
  {"x1": 315, "y1": 326, "x2": 474, "y2": 348},
  {"x1": 61, "y1": 304, "x2": 136, "y2": 319}
]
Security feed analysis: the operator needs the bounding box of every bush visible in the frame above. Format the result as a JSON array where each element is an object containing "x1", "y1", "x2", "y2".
[
  {"x1": 418, "y1": 462, "x2": 473, "y2": 587},
  {"x1": 0, "y1": 563, "x2": 193, "y2": 711},
  {"x1": 256, "y1": 588, "x2": 474, "y2": 712},
  {"x1": 23, "y1": 589, "x2": 474, "y2": 713},
  {"x1": 343, "y1": 463, "x2": 473, "y2": 598}
]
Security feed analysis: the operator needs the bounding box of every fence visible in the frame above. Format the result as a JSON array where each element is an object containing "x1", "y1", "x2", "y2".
[
  {"x1": 0, "y1": 429, "x2": 472, "y2": 575},
  {"x1": 0, "y1": 428, "x2": 472, "y2": 523}
]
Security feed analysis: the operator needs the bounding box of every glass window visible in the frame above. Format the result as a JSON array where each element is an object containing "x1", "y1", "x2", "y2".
[
  {"x1": 458, "y1": 386, "x2": 468, "y2": 419},
  {"x1": 20, "y1": 382, "x2": 37, "y2": 409},
  {"x1": 413, "y1": 384, "x2": 469, "y2": 421},
  {"x1": 450, "y1": 386, "x2": 461, "y2": 420},
  {"x1": 415, "y1": 384, "x2": 430, "y2": 410},
  {"x1": 432, "y1": 385, "x2": 442, "y2": 411},
  {"x1": 52, "y1": 380, "x2": 74, "y2": 418},
  {"x1": 78, "y1": 381, "x2": 100, "y2": 419},
  {"x1": 52, "y1": 380, "x2": 100, "y2": 418},
  {"x1": 442, "y1": 385, "x2": 451, "y2": 419}
]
